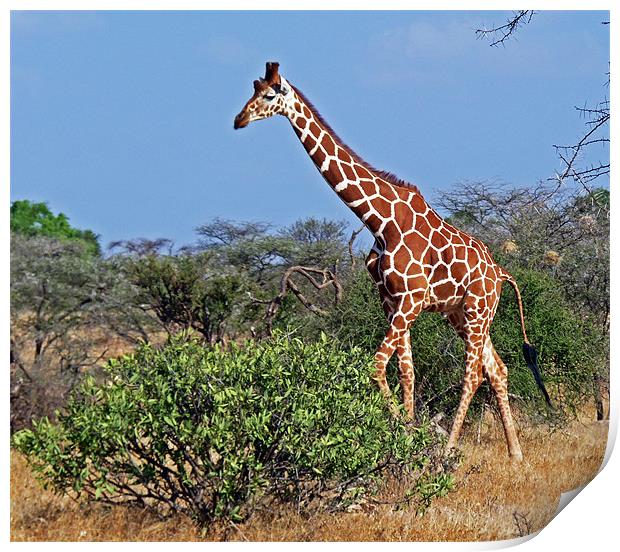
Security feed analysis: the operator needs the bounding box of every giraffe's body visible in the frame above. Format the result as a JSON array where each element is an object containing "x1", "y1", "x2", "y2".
[{"x1": 234, "y1": 62, "x2": 550, "y2": 461}]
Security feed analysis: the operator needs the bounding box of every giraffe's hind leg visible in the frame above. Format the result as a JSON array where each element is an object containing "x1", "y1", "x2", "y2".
[
  {"x1": 483, "y1": 337, "x2": 523, "y2": 461},
  {"x1": 396, "y1": 331, "x2": 415, "y2": 419},
  {"x1": 445, "y1": 310, "x2": 522, "y2": 460},
  {"x1": 446, "y1": 340, "x2": 484, "y2": 451}
]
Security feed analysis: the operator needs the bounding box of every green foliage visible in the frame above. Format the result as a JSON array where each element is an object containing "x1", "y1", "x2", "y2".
[
  {"x1": 11, "y1": 200, "x2": 101, "y2": 256},
  {"x1": 12, "y1": 332, "x2": 452, "y2": 525},
  {"x1": 491, "y1": 267, "x2": 607, "y2": 417},
  {"x1": 122, "y1": 253, "x2": 244, "y2": 343},
  {"x1": 327, "y1": 266, "x2": 607, "y2": 420},
  {"x1": 278, "y1": 217, "x2": 349, "y2": 267},
  {"x1": 325, "y1": 264, "x2": 388, "y2": 351},
  {"x1": 581, "y1": 187, "x2": 609, "y2": 210}
]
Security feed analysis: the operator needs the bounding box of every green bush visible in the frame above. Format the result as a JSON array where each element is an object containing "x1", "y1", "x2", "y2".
[
  {"x1": 327, "y1": 267, "x2": 607, "y2": 420},
  {"x1": 491, "y1": 267, "x2": 607, "y2": 418},
  {"x1": 12, "y1": 332, "x2": 452, "y2": 526}
]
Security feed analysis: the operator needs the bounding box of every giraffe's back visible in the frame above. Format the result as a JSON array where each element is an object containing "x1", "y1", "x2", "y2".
[{"x1": 371, "y1": 204, "x2": 505, "y2": 314}]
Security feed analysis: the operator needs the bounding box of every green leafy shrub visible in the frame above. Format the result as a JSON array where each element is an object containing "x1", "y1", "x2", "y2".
[
  {"x1": 12, "y1": 332, "x2": 452, "y2": 526},
  {"x1": 327, "y1": 267, "x2": 607, "y2": 420}
]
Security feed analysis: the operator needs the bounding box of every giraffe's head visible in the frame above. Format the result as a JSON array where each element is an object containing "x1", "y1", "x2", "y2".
[{"x1": 233, "y1": 62, "x2": 294, "y2": 129}]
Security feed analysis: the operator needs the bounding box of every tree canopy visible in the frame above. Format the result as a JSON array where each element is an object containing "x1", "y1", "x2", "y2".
[{"x1": 10, "y1": 200, "x2": 101, "y2": 256}]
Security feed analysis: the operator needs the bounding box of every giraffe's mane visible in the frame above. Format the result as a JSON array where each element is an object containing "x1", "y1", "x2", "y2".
[{"x1": 291, "y1": 85, "x2": 422, "y2": 195}]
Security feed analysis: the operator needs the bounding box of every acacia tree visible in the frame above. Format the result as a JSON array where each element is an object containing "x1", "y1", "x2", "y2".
[
  {"x1": 118, "y1": 251, "x2": 245, "y2": 344},
  {"x1": 193, "y1": 217, "x2": 352, "y2": 336},
  {"x1": 10, "y1": 233, "x2": 152, "y2": 430}
]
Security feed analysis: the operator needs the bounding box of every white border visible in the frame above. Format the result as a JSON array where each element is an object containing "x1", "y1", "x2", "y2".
[{"x1": 3, "y1": 2, "x2": 616, "y2": 549}]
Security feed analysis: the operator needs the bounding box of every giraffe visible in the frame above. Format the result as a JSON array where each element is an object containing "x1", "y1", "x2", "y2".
[{"x1": 233, "y1": 62, "x2": 551, "y2": 461}]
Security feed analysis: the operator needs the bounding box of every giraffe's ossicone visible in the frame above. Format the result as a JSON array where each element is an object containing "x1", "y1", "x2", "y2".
[{"x1": 234, "y1": 62, "x2": 551, "y2": 461}]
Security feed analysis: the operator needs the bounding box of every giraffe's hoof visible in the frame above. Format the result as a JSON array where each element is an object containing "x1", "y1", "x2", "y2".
[
  {"x1": 510, "y1": 451, "x2": 524, "y2": 463},
  {"x1": 404, "y1": 417, "x2": 417, "y2": 429},
  {"x1": 444, "y1": 443, "x2": 458, "y2": 456}
]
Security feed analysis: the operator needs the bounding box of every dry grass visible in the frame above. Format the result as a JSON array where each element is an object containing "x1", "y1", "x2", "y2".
[{"x1": 11, "y1": 407, "x2": 607, "y2": 542}]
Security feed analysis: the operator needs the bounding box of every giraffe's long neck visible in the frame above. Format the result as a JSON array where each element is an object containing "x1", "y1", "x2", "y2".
[{"x1": 283, "y1": 85, "x2": 421, "y2": 238}]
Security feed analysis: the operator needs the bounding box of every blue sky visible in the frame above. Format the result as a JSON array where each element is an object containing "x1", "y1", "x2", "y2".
[{"x1": 11, "y1": 10, "x2": 610, "y2": 251}]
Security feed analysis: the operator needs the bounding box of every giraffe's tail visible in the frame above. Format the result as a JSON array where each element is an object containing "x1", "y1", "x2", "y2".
[{"x1": 500, "y1": 269, "x2": 552, "y2": 407}]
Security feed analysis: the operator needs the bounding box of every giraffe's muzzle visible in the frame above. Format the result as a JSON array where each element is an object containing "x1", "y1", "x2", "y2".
[{"x1": 233, "y1": 112, "x2": 250, "y2": 129}]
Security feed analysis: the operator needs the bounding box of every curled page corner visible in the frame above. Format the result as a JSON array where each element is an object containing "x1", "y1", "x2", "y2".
[{"x1": 554, "y1": 484, "x2": 587, "y2": 517}]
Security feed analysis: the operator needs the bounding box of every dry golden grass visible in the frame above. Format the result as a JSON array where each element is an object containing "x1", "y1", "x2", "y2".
[{"x1": 11, "y1": 406, "x2": 608, "y2": 542}]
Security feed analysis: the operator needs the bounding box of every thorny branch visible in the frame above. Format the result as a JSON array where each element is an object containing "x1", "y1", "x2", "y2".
[
  {"x1": 476, "y1": 11, "x2": 609, "y2": 201},
  {"x1": 550, "y1": 100, "x2": 610, "y2": 200},
  {"x1": 476, "y1": 11, "x2": 535, "y2": 47}
]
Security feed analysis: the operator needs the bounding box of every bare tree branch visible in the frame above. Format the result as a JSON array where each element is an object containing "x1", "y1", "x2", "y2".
[
  {"x1": 476, "y1": 11, "x2": 535, "y2": 47},
  {"x1": 550, "y1": 100, "x2": 610, "y2": 199},
  {"x1": 249, "y1": 266, "x2": 343, "y2": 334},
  {"x1": 348, "y1": 224, "x2": 365, "y2": 270},
  {"x1": 10, "y1": 339, "x2": 33, "y2": 382}
]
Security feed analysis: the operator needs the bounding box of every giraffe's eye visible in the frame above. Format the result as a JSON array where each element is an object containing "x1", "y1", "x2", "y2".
[{"x1": 264, "y1": 93, "x2": 276, "y2": 101}]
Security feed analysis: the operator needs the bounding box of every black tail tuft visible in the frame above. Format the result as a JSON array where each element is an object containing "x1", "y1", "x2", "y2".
[{"x1": 522, "y1": 343, "x2": 552, "y2": 407}]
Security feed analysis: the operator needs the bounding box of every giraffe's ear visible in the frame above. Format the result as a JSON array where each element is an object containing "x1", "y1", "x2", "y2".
[
  {"x1": 253, "y1": 79, "x2": 268, "y2": 92},
  {"x1": 265, "y1": 62, "x2": 281, "y2": 85}
]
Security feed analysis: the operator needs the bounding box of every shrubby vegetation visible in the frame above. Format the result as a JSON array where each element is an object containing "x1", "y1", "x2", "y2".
[
  {"x1": 10, "y1": 185, "x2": 609, "y2": 430},
  {"x1": 13, "y1": 332, "x2": 453, "y2": 525},
  {"x1": 10, "y1": 182, "x2": 609, "y2": 526}
]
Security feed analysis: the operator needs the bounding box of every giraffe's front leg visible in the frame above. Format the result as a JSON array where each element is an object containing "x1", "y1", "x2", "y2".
[
  {"x1": 373, "y1": 327, "x2": 401, "y2": 417},
  {"x1": 374, "y1": 295, "x2": 423, "y2": 418}
]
